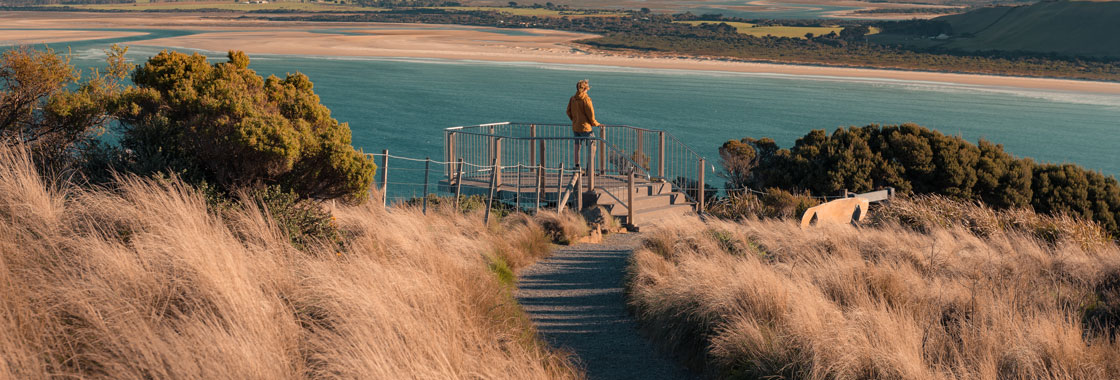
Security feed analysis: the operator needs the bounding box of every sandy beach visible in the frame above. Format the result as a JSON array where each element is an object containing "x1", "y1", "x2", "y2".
[{"x1": 3, "y1": 12, "x2": 1119, "y2": 95}]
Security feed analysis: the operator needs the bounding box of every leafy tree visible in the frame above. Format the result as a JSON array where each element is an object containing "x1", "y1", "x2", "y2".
[
  {"x1": 116, "y1": 50, "x2": 376, "y2": 202},
  {"x1": 0, "y1": 45, "x2": 129, "y2": 159},
  {"x1": 839, "y1": 25, "x2": 870, "y2": 41},
  {"x1": 718, "y1": 138, "x2": 757, "y2": 194}
]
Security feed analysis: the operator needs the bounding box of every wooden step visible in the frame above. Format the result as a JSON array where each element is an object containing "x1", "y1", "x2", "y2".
[
  {"x1": 602, "y1": 194, "x2": 677, "y2": 216},
  {"x1": 615, "y1": 203, "x2": 695, "y2": 226}
]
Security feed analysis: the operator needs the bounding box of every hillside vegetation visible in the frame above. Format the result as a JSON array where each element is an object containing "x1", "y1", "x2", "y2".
[
  {"x1": 628, "y1": 200, "x2": 1120, "y2": 379},
  {"x1": 883, "y1": 1, "x2": 1120, "y2": 59},
  {"x1": 718, "y1": 123, "x2": 1120, "y2": 238},
  {"x1": 0, "y1": 145, "x2": 585, "y2": 379},
  {"x1": 0, "y1": 45, "x2": 588, "y2": 379}
]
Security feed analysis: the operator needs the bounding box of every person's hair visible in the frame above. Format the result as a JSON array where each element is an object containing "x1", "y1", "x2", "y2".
[{"x1": 576, "y1": 79, "x2": 589, "y2": 92}]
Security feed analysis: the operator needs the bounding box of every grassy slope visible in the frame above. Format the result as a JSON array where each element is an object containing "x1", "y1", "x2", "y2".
[
  {"x1": 0, "y1": 146, "x2": 585, "y2": 379},
  {"x1": 627, "y1": 199, "x2": 1120, "y2": 378},
  {"x1": 933, "y1": 1, "x2": 1120, "y2": 58}
]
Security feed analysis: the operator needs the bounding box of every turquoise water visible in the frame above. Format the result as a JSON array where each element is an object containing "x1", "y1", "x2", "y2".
[{"x1": 10, "y1": 30, "x2": 1120, "y2": 177}]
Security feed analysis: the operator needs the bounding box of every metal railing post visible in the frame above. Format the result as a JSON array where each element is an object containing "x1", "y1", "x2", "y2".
[
  {"x1": 454, "y1": 158, "x2": 463, "y2": 210},
  {"x1": 698, "y1": 158, "x2": 706, "y2": 212},
  {"x1": 658, "y1": 131, "x2": 665, "y2": 179},
  {"x1": 380, "y1": 149, "x2": 389, "y2": 208},
  {"x1": 422, "y1": 157, "x2": 430, "y2": 215}
]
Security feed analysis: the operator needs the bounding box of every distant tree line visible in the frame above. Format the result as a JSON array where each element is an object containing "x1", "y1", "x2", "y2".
[{"x1": 718, "y1": 123, "x2": 1120, "y2": 237}]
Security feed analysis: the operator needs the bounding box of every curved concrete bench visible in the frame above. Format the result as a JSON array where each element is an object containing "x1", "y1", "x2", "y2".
[{"x1": 800, "y1": 197, "x2": 870, "y2": 229}]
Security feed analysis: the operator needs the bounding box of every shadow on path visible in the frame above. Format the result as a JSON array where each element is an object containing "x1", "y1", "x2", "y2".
[{"x1": 516, "y1": 234, "x2": 698, "y2": 380}]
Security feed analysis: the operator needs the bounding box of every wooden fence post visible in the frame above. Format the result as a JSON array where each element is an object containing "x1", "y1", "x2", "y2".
[
  {"x1": 535, "y1": 163, "x2": 543, "y2": 213},
  {"x1": 636, "y1": 129, "x2": 644, "y2": 169},
  {"x1": 484, "y1": 139, "x2": 502, "y2": 225},
  {"x1": 628, "y1": 170, "x2": 635, "y2": 227},
  {"x1": 422, "y1": 157, "x2": 430, "y2": 215},
  {"x1": 485, "y1": 158, "x2": 498, "y2": 225},
  {"x1": 380, "y1": 149, "x2": 389, "y2": 208},
  {"x1": 587, "y1": 141, "x2": 595, "y2": 191},
  {"x1": 698, "y1": 158, "x2": 706, "y2": 212},
  {"x1": 515, "y1": 164, "x2": 522, "y2": 211},
  {"x1": 530, "y1": 124, "x2": 537, "y2": 168},
  {"x1": 556, "y1": 163, "x2": 565, "y2": 212},
  {"x1": 657, "y1": 131, "x2": 665, "y2": 179},
  {"x1": 576, "y1": 165, "x2": 583, "y2": 211},
  {"x1": 446, "y1": 131, "x2": 455, "y2": 178},
  {"x1": 599, "y1": 125, "x2": 606, "y2": 174},
  {"x1": 454, "y1": 158, "x2": 463, "y2": 210}
]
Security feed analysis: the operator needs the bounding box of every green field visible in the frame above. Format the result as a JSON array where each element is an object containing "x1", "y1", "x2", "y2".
[
  {"x1": 54, "y1": 1, "x2": 372, "y2": 11},
  {"x1": 676, "y1": 20, "x2": 847, "y2": 39},
  {"x1": 437, "y1": 6, "x2": 621, "y2": 17}
]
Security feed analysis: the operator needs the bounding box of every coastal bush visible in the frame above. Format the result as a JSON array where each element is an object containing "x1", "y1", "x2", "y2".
[
  {"x1": 0, "y1": 145, "x2": 578, "y2": 379},
  {"x1": 718, "y1": 123, "x2": 1120, "y2": 237},
  {"x1": 627, "y1": 217, "x2": 1120, "y2": 379},
  {"x1": 115, "y1": 50, "x2": 376, "y2": 202},
  {"x1": 708, "y1": 188, "x2": 819, "y2": 220},
  {"x1": 0, "y1": 45, "x2": 129, "y2": 160}
]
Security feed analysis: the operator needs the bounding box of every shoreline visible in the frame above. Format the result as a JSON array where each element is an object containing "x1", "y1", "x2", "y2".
[{"x1": 2, "y1": 12, "x2": 1119, "y2": 95}]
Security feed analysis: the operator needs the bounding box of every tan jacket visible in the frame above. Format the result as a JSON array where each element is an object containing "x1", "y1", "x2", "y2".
[{"x1": 566, "y1": 92, "x2": 599, "y2": 133}]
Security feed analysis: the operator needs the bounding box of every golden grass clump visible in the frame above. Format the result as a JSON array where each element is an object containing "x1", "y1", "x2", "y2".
[
  {"x1": 0, "y1": 146, "x2": 579, "y2": 380},
  {"x1": 628, "y1": 217, "x2": 1120, "y2": 379},
  {"x1": 870, "y1": 194, "x2": 1114, "y2": 251}
]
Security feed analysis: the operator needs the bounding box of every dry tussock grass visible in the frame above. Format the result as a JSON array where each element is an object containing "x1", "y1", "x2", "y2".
[
  {"x1": 629, "y1": 216, "x2": 1120, "y2": 379},
  {"x1": 869, "y1": 195, "x2": 1113, "y2": 251},
  {"x1": 0, "y1": 147, "x2": 580, "y2": 379}
]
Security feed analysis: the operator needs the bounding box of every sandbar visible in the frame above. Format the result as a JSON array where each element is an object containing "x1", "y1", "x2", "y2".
[
  {"x1": 0, "y1": 30, "x2": 146, "y2": 45},
  {"x1": 3, "y1": 12, "x2": 1119, "y2": 95}
]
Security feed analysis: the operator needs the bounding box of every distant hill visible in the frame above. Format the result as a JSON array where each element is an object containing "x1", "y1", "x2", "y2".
[
  {"x1": 878, "y1": 0, "x2": 1120, "y2": 59},
  {"x1": 937, "y1": 1, "x2": 1120, "y2": 59}
]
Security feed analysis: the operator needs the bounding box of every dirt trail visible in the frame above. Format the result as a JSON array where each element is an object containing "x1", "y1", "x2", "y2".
[{"x1": 515, "y1": 233, "x2": 697, "y2": 380}]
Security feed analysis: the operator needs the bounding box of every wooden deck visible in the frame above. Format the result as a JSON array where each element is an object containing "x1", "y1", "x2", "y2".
[{"x1": 439, "y1": 171, "x2": 638, "y2": 197}]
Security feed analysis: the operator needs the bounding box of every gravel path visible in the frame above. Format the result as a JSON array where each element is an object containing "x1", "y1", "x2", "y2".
[{"x1": 516, "y1": 233, "x2": 698, "y2": 380}]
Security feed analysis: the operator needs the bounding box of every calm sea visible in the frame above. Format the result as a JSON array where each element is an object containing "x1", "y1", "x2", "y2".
[{"x1": 12, "y1": 29, "x2": 1120, "y2": 179}]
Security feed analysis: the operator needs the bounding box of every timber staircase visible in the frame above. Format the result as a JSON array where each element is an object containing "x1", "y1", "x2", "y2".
[{"x1": 591, "y1": 180, "x2": 695, "y2": 226}]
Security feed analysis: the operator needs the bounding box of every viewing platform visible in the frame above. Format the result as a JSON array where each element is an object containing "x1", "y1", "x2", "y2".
[{"x1": 432, "y1": 122, "x2": 712, "y2": 228}]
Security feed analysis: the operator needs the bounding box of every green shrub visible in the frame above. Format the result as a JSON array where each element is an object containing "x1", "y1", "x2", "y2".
[
  {"x1": 205, "y1": 184, "x2": 344, "y2": 251},
  {"x1": 116, "y1": 50, "x2": 376, "y2": 202},
  {"x1": 709, "y1": 188, "x2": 820, "y2": 220}
]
